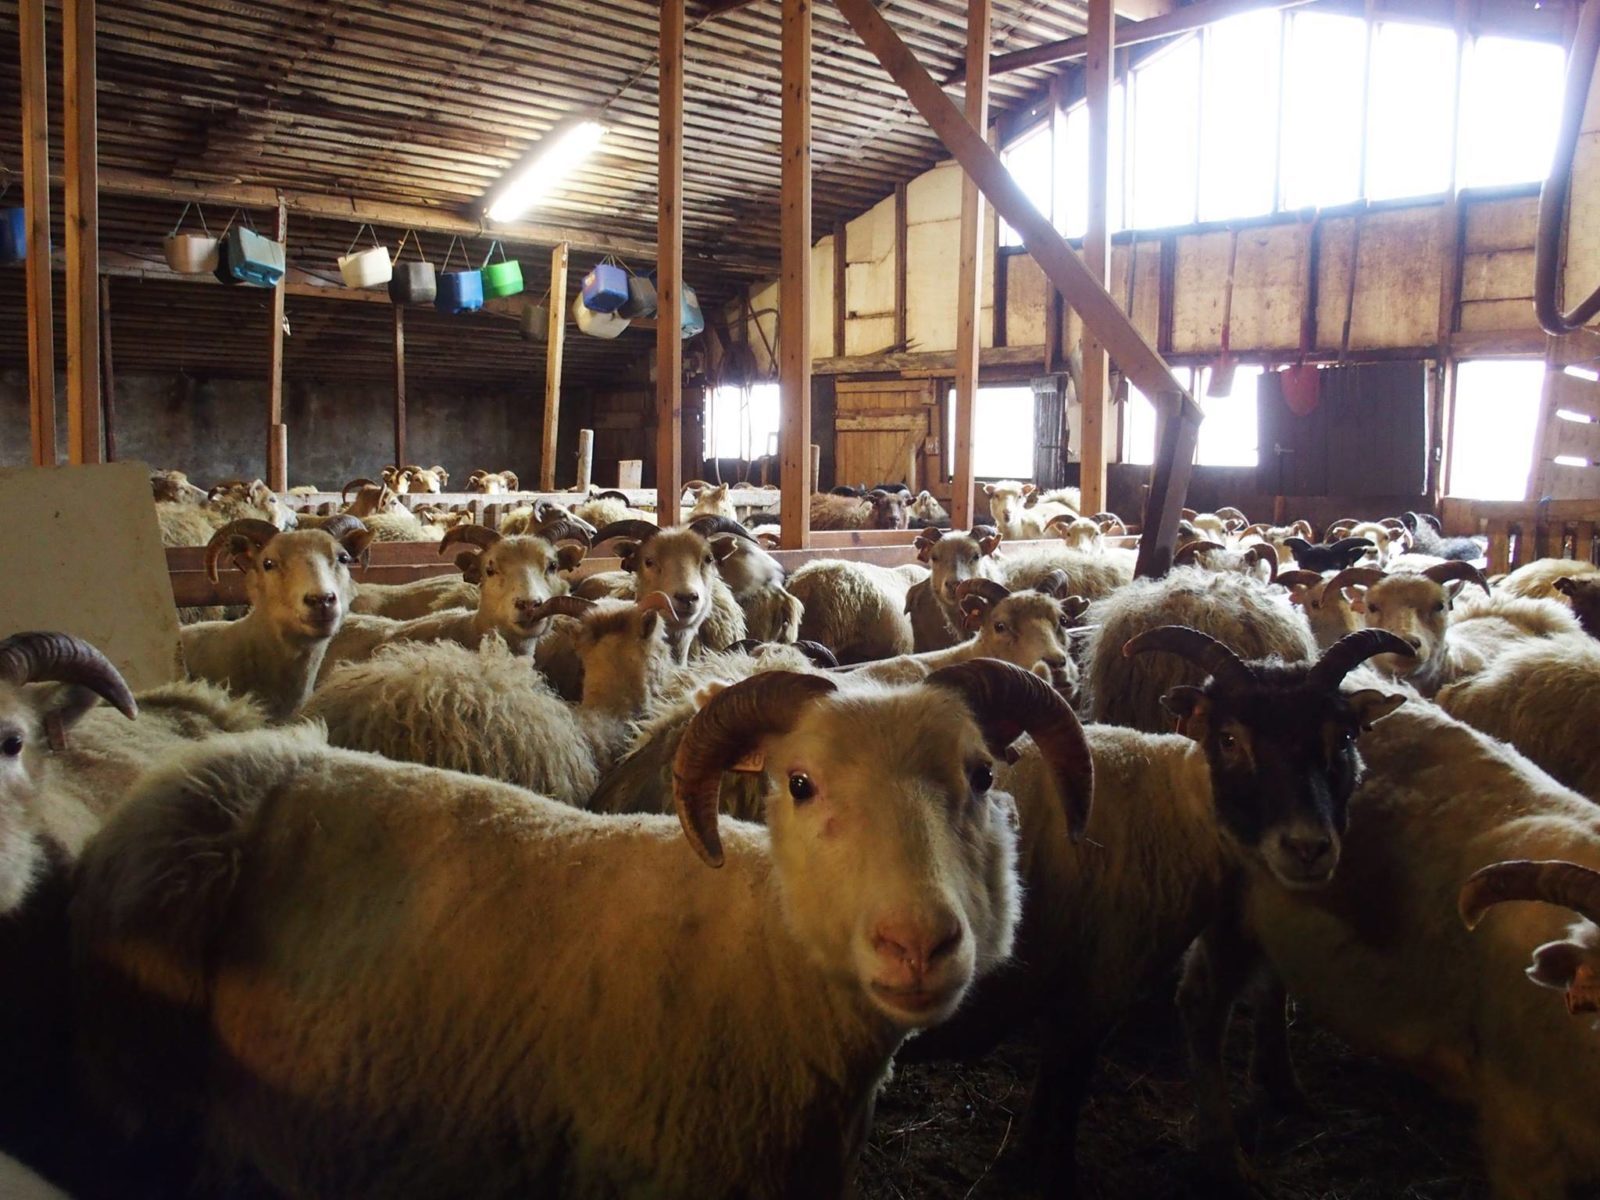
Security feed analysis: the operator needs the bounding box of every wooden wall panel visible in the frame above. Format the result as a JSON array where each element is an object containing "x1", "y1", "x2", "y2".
[
  {"x1": 1005, "y1": 254, "x2": 1049, "y2": 349},
  {"x1": 845, "y1": 194, "x2": 898, "y2": 356},
  {"x1": 1106, "y1": 239, "x2": 1161, "y2": 346},
  {"x1": 1315, "y1": 210, "x2": 1442, "y2": 351},
  {"x1": 833, "y1": 379, "x2": 936, "y2": 489},
  {"x1": 811, "y1": 235, "x2": 837, "y2": 363}
]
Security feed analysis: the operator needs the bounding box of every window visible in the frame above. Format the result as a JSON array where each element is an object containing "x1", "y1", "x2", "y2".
[
  {"x1": 1124, "y1": 384, "x2": 1160, "y2": 466},
  {"x1": 1129, "y1": 36, "x2": 1201, "y2": 229},
  {"x1": 1199, "y1": 11, "x2": 1282, "y2": 221},
  {"x1": 1448, "y1": 359, "x2": 1545, "y2": 500},
  {"x1": 1000, "y1": 123, "x2": 1054, "y2": 246},
  {"x1": 1054, "y1": 84, "x2": 1124, "y2": 239},
  {"x1": 947, "y1": 386, "x2": 1036, "y2": 478},
  {"x1": 1365, "y1": 21, "x2": 1458, "y2": 201},
  {"x1": 1457, "y1": 36, "x2": 1565, "y2": 188},
  {"x1": 1123, "y1": 366, "x2": 1261, "y2": 467},
  {"x1": 705, "y1": 383, "x2": 780, "y2": 461},
  {"x1": 1280, "y1": 12, "x2": 1366, "y2": 209}
]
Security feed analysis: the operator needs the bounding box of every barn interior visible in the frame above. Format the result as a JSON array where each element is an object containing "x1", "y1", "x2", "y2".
[{"x1": 2, "y1": 0, "x2": 1600, "y2": 1196}]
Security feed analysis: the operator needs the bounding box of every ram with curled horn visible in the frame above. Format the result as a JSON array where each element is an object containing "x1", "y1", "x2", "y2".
[{"x1": 1461, "y1": 859, "x2": 1600, "y2": 1018}]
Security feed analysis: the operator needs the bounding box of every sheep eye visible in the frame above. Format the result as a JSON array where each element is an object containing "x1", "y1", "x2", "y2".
[
  {"x1": 261, "y1": 559, "x2": 277, "y2": 572},
  {"x1": 788, "y1": 773, "x2": 816, "y2": 802},
  {"x1": 704, "y1": 555, "x2": 714, "y2": 566},
  {"x1": 969, "y1": 764, "x2": 994, "y2": 793},
  {"x1": 1219, "y1": 733, "x2": 1238, "y2": 751},
  {"x1": 336, "y1": 553, "x2": 353, "y2": 566},
  {"x1": 0, "y1": 735, "x2": 21, "y2": 758},
  {"x1": 1433, "y1": 602, "x2": 1445, "y2": 613},
  {"x1": 546, "y1": 564, "x2": 558, "y2": 575},
  {"x1": 1367, "y1": 604, "x2": 1379, "y2": 615},
  {"x1": 644, "y1": 558, "x2": 655, "y2": 569},
  {"x1": 993, "y1": 622, "x2": 1007, "y2": 634}
]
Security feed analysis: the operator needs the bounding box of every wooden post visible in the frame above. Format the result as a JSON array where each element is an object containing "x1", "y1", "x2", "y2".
[
  {"x1": 576, "y1": 428, "x2": 594, "y2": 493},
  {"x1": 894, "y1": 182, "x2": 909, "y2": 350},
  {"x1": 779, "y1": 0, "x2": 814, "y2": 550},
  {"x1": 1135, "y1": 403, "x2": 1202, "y2": 577},
  {"x1": 542, "y1": 241, "x2": 570, "y2": 490},
  {"x1": 64, "y1": 0, "x2": 102, "y2": 465},
  {"x1": 393, "y1": 306, "x2": 407, "y2": 468},
  {"x1": 810, "y1": 442, "x2": 821, "y2": 494},
  {"x1": 833, "y1": 219, "x2": 847, "y2": 358},
  {"x1": 19, "y1": 0, "x2": 56, "y2": 467},
  {"x1": 267, "y1": 195, "x2": 288, "y2": 491},
  {"x1": 950, "y1": 0, "x2": 991, "y2": 532},
  {"x1": 1079, "y1": 0, "x2": 1114, "y2": 516},
  {"x1": 657, "y1": 1, "x2": 686, "y2": 517},
  {"x1": 618, "y1": 460, "x2": 643, "y2": 490},
  {"x1": 99, "y1": 276, "x2": 116, "y2": 461}
]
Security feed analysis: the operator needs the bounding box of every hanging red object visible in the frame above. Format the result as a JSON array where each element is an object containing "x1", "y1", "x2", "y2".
[{"x1": 1281, "y1": 363, "x2": 1321, "y2": 417}]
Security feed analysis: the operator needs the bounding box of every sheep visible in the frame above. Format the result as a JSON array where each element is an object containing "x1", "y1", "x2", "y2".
[
  {"x1": 1238, "y1": 519, "x2": 1314, "y2": 559},
  {"x1": 1498, "y1": 556, "x2": 1600, "y2": 601},
  {"x1": 148, "y1": 469, "x2": 207, "y2": 505},
  {"x1": 411, "y1": 503, "x2": 474, "y2": 537},
  {"x1": 308, "y1": 595, "x2": 674, "y2": 804},
  {"x1": 1043, "y1": 512, "x2": 1125, "y2": 553},
  {"x1": 498, "y1": 498, "x2": 599, "y2": 541},
  {"x1": 334, "y1": 479, "x2": 436, "y2": 543},
  {"x1": 1277, "y1": 568, "x2": 1361, "y2": 649},
  {"x1": 396, "y1": 463, "x2": 449, "y2": 494},
  {"x1": 999, "y1": 541, "x2": 1137, "y2": 600},
  {"x1": 572, "y1": 488, "x2": 655, "y2": 529},
  {"x1": 809, "y1": 487, "x2": 910, "y2": 531},
  {"x1": 985, "y1": 481, "x2": 1075, "y2": 540},
  {"x1": 1323, "y1": 560, "x2": 1580, "y2": 694},
  {"x1": 465, "y1": 468, "x2": 521, "y2": 493},
  {"x1": 1558, "y1": 574, "x2": 1600, "y2": 638},
  {"x1": 904, "y1": 525, "x2": 1004, "y2": 652},
  {"x1": 683, "y1": 481, "x2": 737, "y2": 522},
  {"x1": 323, "y1": 520, "x2": 591, "y2": 669},
  {"x1": 1327, "y1": 517, "x2": 1412, "y2": 566},
  {"x1": 787, "y1": 558, "x2": 926, "y2": 664},
  {"x1": 70, "y1": 660, "x2": 1091, "y2": 1199},
  {"x1": 1438, "y1": 636, "x2": 1600, "y2": 799},
  {"x1": 207, "y1": 478, "x2": 296, "y2": 529},
  {"x1": 1460, "y1": 859, "x2": 1600, "y2": 1018},
  {"x1": 1177, "y1": 506, "x2": 1250, "y2": 545},
  {"x1": 179, "y1": 517, "x2": 373, "y2": 721},
  {"x1": 349, "y1": 573, "x2": 481, "y2": 621},
  {"x1": 1280, "y1": 535, "x2": 1375, "y2": 573},
  {"x1": 901, "y1": 627, "x2": 1412, "y2": 1193},
  {"x1": 908, "y1": 489, "x2": 950, "y2": 529},
  {"x1": 1399, "y1": 510, "x2": 1485, "y2": 561},
  {"x1": 1181, "y1": 691, "x2": 1600, "y2": 1200},
  {"x1": 0, "y1": 632, "x2": 137, "y2": 913},
  {"x1": 153, "y1": 500, "x2": 223, "y2": 549},
  {"x1": 1170, "y1": 538, "x2": 1281, "y2": 585},
  {"x1": 689, "y1": 516, "x2": 802, "y2": 645},
  {"x1": 1082, "y1": 569, "x2": 1318, "y2": 731}
]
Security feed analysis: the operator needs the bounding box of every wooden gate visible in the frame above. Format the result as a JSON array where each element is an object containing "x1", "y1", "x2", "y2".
[{"x1": 833, "y1": 379, "x2": 939, "y2": 490}]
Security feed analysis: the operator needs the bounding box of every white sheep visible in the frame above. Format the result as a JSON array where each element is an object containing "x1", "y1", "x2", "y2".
[
  {"x1": 71, "y1": 661, "x2": 1092, "y2": 1198},
  {"x1": 465, "y1": 468, "x2": 521, "y2": 493},
  {"x1": 984, "y1": 481, "x2": 1076, "y2": 540},
  {"x1": 587, "y1": 521, "x2": 748, "y2": 661},
  {"x1": 809, "y1": 488, "x2": 910, "y2": 531},
  {"x1": 904, "y1": 525, "x2": 1005, "y2": 652},
  {"x1": 788, "y1": 558, "x2": 926, "y2": 664},
  {"x1": 689, "y1": 517, "x2": 802, "y2": 645},
  {"x1": 181, "y1": 517, "x2": 374, "y2": 721},
  {"x1": 1460, "y1": 859, "x2": 1600, "y2": 1021}
]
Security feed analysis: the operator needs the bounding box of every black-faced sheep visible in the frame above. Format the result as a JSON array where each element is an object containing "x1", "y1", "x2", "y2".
[{"x1": 809, "y1": 488, "x2": 910, "y2": 531}]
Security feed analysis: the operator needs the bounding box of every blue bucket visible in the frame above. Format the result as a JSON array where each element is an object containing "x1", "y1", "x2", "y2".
[
  {"x1": 436, "y1": 269, "x2": 484, "y2": 315},
  {"x1": 0, "y1": 208, "x2": 26, "y2": 264},
  {"x1": 581, "y1": 261, "x2": 630, "y2": 313}
]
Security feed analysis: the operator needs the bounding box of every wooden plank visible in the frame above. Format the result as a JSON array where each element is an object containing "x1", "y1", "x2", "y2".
[
  {"x1": 19, "y1": 0, "x2": 55, "y2": 467},
  {"x1": 1486, "y1": 518, "x2": 1512, "y2": 574},
  {"x1": 950, "y1": 0, "x2": 990, "y2": 533},
  {"x1": 1554, "y1": 370, "x2": 1600, "y2": 420},
  {"x1": 393, "y1": 306, "x2": 407, "y2": 467},
  {"x1": 99, "y1": 275, "x2": 117, "y2": 461},
  {"x1": 1135, "y1": 401, "x2": 1202, "y2": 578},
  {"x1": 836, "y1": 414, "x2": 923, "y2": 432},
  {"x1": 657, "y1": 0, "x2": 686, "y2": 519},
  {"x1": 833, "y1": 219, "x2": 847, "y2": 358},
  {"x1": 1080, "y1": 0, "x2": 1113, "y2": 516},
  {"x1": 894, "y1": 181, "x2": 909, "y2": 350},
  {"x1": 834, "y1": 0, "x2": 1195, "y2": 424},
  {"x1": 576, "y1": 428, "x2": 594, "y2": 493},
  {"x1": 266, "y1": 196, "x2": 288, "y2": 491},
  {"x1": 779, "y1": 0, "x2": 814, "y2": 550},
  {"x1": 1553, "y1": 414, "x2": 1600, "y2": 462},
  {"x1": 618, "y1": 459, "x2": 644, "y2": 489},
  {"x1": 64, "y1": 0, "x2": 102, "y2": 465},
  {"x1": 542, "y1": 241, "x2": 570, "y2": 490}
]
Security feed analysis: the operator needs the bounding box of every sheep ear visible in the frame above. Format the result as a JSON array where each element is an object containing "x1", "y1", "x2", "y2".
[
  {"x1": 455, "y1": 550, "x2": 483, "y2": 584},
  {"x1": 1345, "y1": 689, "x2": 1406, "y2": 730},
  {"x1": 1160, "y1": 686, "x2": 1210, "y2": 739},
  {"x1": 978, "y1": 532, "x2": 1003, "y2": 557},
  {"x1": 339, "y1": 527, "x2": 375, "y2": 568},
  {"x1": 710, "y1": 534, "x2": 740, "y2": 563},
  {"x1": 914, "y1": 534, "x2": 938, "y2": 563},
  {"x1": 36, "y1": 683, "x2": 104, "y2": 752},
  {"x1": 728, "y1": 748, "x2": 766, "y2": 774},
  {"x1": 640, "y1": 611, "x2": 662, "y2": 640},
  {"x1": 613, "y1": 540, "x2": 641, "y2": 571},
  {"x1": 959, "y1": 597, "x2": 990, "y2": 631},
  {"x1": 557, "y1": 544, "x2": 587, "y2": 572},
  {"x1": 1021, "y1": 484, "x2": 1036, "y2": 497},
  {"x1": 1555, "y1": 577, "x2": 1577, "y2": 597},
  {"x1": 1345, "y1": 587, "x2": 1367, "y2": 612},
  {"x1": 983, "y1": 484, "x2": 998, "y2": 497},
  {"x1": 1445, "y1": 580, "x2": 1466, "y2": 601}
]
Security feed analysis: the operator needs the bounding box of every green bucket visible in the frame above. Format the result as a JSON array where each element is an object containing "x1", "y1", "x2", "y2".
[{"x1": 482, "y1": 257, "x2": 525, "y2": 299}]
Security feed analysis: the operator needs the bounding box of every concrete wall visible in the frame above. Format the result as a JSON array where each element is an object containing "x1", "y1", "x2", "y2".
[{"x1": 0, "y1": 371, "x2": 544, "y2": 489}]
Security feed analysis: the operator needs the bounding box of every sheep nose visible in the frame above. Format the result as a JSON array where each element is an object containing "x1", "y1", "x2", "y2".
[
  {"x1": 514, "y1": 597, "x2": 541, "y2": 613},
  {"x1": 304, "y1": 593, "x2": 338, "y2": 617},
  {"x1": 1279, "y1": 833, "x2": 1334, "y2": 871},
  {"x1": 872, "y1": 918, "x2": 963, "y2": 977},
  {"x1": 673, "y1": 590, "x2": 701, "y2": 611}
]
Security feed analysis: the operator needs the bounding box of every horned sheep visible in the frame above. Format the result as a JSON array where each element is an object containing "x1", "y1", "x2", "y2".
[
  {"x1": 808, "y1": 488, "x2": 910, "y2": 531},
  {"x1": 71, "y1": 661, "x2": 1091, "y2": 1198},
  {"x1": 788, "y1": 558, "x2": 926, "y2": 664}
]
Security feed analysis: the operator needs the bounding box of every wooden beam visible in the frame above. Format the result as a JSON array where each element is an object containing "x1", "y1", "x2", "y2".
[
  {"x1": 951, "y1": 0, "x2": 991, "y2": 533},
  {"x1": 542, "y1": 241, "x2": 570, "y2": 490},
  {"x1": 657, "y1": 0, "x2": 686, "y2": 517},
  {"x1": 64, "y1": 0, "x2": 102, "y2": 465},
  {"x1": 779, "y1": 0, "x2": 814, "y2": 550},
  {"x1": 812, "y1": 344, "x2": 1045, "y2": 376},
  {"x1": 99, "y1": 276, "x2": 116, "y2": 461},
  {"x1": 19, "y1": 0, "x2": 55, "y2": 467},
  {"x1": 576, "y1": 428, "x2": 594, "y2": 493},
  {"x1": 266, "y1": 196, "x2": 288, "y2": 492},
  {"x1": 1135, "y1": 401, "x2": 1202, "y2": 577},
  {"x1": 834, "y1": 0, "x2": 1195, "y2": 423},
  {"x1": 894, "y1": 181, "x2": 909, "y2": 350},
  {"x1": 833, "y1": 219, "x2": 847, "y2": 359},
  {"x1": 393, "y1": 307, "x2": 407, "y2": 468},
  {"x1": 1080, "y1": 0, "x2": 1114, "y2": 516}
]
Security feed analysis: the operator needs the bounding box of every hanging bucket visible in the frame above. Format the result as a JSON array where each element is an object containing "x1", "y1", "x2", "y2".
[
  {"x1": 621, "y1": 272, "x2": 657, "y2": 319},
  {"x1": 0, "y1": 207, "x2": 25, "y2": 265},
  {"x1": 162, "y1": 203, "x2": 219, "y2": 274},
  {"x1": 213, "y1": 212, "x2": 285, "y2": 287},
  {"x1": 480, "y1": 241, "x2": 525, "y2": 299},
  {"x1": 573, "y1": 292, "x2": 629, "y2": 339},
  {"x1": 213, "y1": 230, "x2": 243, "y2": 286},
  {"x1": 521, "y1": 296, "x2": 550, "y2": 343},
  {"x1": 679, "y1": 283, "x2": 706, "y2": 340},
  {"x1": 338, "y1": 223, "x2": 393, "y2": 289},
  {"x1": 388, "y1": 230, "x2": 436, "y2": 305},
  {"x1": 435, "y1": 236, "x2": 483, "y2": 315},
  {"x1": 581, "y1": 257, "x2": 630, "y2": 313}
]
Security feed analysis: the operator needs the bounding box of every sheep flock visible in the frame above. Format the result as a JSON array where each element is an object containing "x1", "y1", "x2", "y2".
[{"x1": 3, "y1": 473, "x2": 1599, "y2": 1199}]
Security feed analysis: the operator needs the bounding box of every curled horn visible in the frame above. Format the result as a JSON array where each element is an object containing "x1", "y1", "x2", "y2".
[
  {"x1": 0, "y1": 632, "x2": 137, "y2": 721},
  {"x1": 1242, "y1": 523, "x2": 1274, "y2": 539},
  {"x1": 1460, "y1": 859, "x2": 1600, "y2": 930},
  {"x1": 1033, "y1": 569, "x2": 1071, "y2": 599},
  {"x1": 1292, "y1": 520, "x2": 1315, "y2": 538},
  {"x1": 1276, "y1": 569, "x2": 1326, "y2": 590},
  {"x1": 439, "y1": 525, "x2": 503, "y2": 556},
  {"x1": 1422, "y1": 559, "x2": 1491, "y2": 596},
  {"x1": 1321, "y1": 567, "x2": 1388, "y2": 606},
  {"x1": 592, "y1": 520, "x2": 661, "y2": 547},
  {"x1": 673, "y1": 671, "x2": 839, "y2": 867},
  {"x1": 1331, "y1": 536, "x2": 1378, "y2": 555},
  {"x1": 203, "y1": 519, "x2": 280, "y2": 583},
  {"x1": 927, "y1": 659, "x2": 1096, "y2": 842},
  {"x1": 1380, "y1": 517, "x2": 1407, "y2": 532},
  {"x1": 1242, "y1": 542, "x2": 1279, "y2": 583},
  {"x1": 1044, "y1": 512, "x2": 1078, "y2": 534},
  {"x1": 535, "y1": 519, "x2": 594, "y2": 547},
  {"x1": 1097, "y1": 515, "x2": 1127, "y2": 535},
  {"x1": 1122, "y1": 625, "x2": 1257, "y2": 690},
  {"x1": 956, "y1": 578, "x2": 1012, "y2": 606},
  {"x1": 595, "y1": 489, "x2": 632, "y2": 503},
  {"x1": 793, "y1": 640, "x2": 840, "y2": 669},
  {"x1": 1181, "y1": 508, "x2": 1200, "y2": 521},
  {"x1": 1325, "y1": 518, "x2": 1360, "y2": 540},
  {"x1": 317, "y1": 514, "x2": 368, "y2": 545},
  {"x1": 1307, "y1": 629, "x2": 1416, "y2": 692},
  {"x1": 533, "y1": 596, "x2": 596, "y2": 621},
  {"x1": 689, "y1": 516, "x2": 757, "y2": 542},
  {"x1": 1215, "y1": 506, "x2": 1248, "y2": 523},
  {"x1": 1173, "y1": 540, "x2": 1227, "y2": 567},
  {"x1": 341, "y1": 477, "x2": 382, "y2": 502}
]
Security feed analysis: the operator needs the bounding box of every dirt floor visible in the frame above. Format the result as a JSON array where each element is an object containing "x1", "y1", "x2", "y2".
[{"x1": 859, "y1": 994, "x2": 1491, "y2": 1200}]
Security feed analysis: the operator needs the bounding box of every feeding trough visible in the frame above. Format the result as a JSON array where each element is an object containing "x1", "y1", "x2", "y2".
[
  {"x1": 338, "y1": 224, "x2": 393, "y2": 289},
  {"x1": 580, "y1": 257, "x2": 629, "y2": 313},
  {"x1": 162, "y1": 203, "x2": 219, "y2": 274},
  {"x1": 435, "y1": 236, "x2": 483, "y2": 315},
  {"x1": 214, "y1": 212, "x2": 285, "y2": 288},
  {"x1": 388, "y1": 230, "x2": 436, "y2": 306},
  {"x1": 481, "y1": 241, "x2": 525, "y2": 299}
]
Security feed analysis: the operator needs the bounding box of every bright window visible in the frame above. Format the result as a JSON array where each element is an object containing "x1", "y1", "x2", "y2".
[
  {"x1": 1125, "y1": 384, "x2": 1160, "y2": 466},
  {"x1": 1001, "y1": 123, "x2": 1054, "y2": 247},
  {"x1": 705, "y1": 383, "x2": 780, "y2": 461},
  {"x1": 1199, "y1": 11, "x2": 1282, "y2": 221},
  {"x1": 1280, "y1": 11, "x2": 1367, "y2": 209},
  {"x1": 1123, "y1": 366, "x2": 1260, "y2": 467},
  {"x1": 1130, "y1": 36, "x2": 1201, "y2": 229},
  {"x1": 1365, "y1": 21, "x2": 1458, "y2": 201},
  {"x1": 1457, "y1": 36, "x2": 1565, "y2": 188},
  {"x1": 948, "y1": 386, "x2": 1037, "y2": 478},
  {"x1": 1448, "y1": 359, "x2": 1545, "y2": 500}
]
